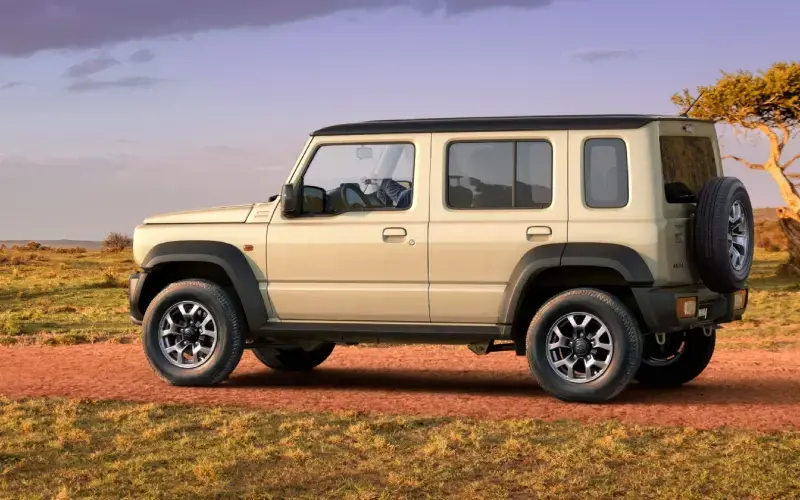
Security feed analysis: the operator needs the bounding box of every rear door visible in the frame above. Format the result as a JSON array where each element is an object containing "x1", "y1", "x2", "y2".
[{"x1": 427, "y1": 131, "x2": 569, "y2": 324}]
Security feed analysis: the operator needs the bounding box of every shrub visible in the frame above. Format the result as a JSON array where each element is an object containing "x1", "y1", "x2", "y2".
[
  {"x1": 10, "y1": 255, "x2": 27, "y2": 266},
  {"x1": 103, "y1": 232, "x2": 133, "y2": 252},
  {"x1": 54, "y1": 247, "x2": 87, "y2": 254}
]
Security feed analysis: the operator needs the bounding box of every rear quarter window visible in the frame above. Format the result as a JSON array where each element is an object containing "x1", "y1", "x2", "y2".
[{"x1": 583, "y1": 138, "x2": 629, "y2": 208}]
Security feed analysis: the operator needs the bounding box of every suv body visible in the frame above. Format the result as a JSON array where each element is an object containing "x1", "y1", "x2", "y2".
[{"x1": 129, "y1": 115, "x2": 753, "y2": 402}]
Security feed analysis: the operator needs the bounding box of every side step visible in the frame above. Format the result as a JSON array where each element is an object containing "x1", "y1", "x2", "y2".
[{"x1": 468, "y1": 339, "x2": 516, "y2": 355}]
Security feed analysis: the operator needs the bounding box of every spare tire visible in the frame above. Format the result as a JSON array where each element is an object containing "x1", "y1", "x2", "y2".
[{"x1": 693, "y1": 176, "x2": 754, "y2": 293}]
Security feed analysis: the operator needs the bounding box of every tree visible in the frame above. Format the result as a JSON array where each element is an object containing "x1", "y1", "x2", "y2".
[
  {"x1": 102, "y1": 232, "x2": 133, "y2": 252},
  {"x1": 672, "y1": 61, "x2": 800, "y2": 275}
]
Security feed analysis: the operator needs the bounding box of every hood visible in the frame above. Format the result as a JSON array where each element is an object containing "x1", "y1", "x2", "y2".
[{"x1": 143, "y1": 204, "x2": 255, "y2": 224}]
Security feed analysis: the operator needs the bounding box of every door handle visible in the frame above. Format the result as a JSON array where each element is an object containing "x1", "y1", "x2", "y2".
[
  {"x1": 383, "y1": 227, "x2": 407, "y2": 237},
  {"x1": 382, "y1": 227, "x2": 407, "y2": 241},
  {"x1": 526, "y1": 226, "x2": 552, "y2": 237}
]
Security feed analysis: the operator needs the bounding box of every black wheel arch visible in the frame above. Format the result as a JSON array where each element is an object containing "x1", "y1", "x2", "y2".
[
  {"x1": 137, "y1": 240, "x2": 269, "y2": 332},
  {"x1": 499, "y1": 243, "x2": 654, "y2": 351}
]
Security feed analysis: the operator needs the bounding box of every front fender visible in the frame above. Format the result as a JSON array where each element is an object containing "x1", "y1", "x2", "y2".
[{"x1": 140, "y1": 240, "x2": 269, "y2": 331}]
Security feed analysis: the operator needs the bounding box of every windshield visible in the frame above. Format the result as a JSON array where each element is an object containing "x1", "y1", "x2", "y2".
[{"x1": 659, "y1": 135, "x2": 718, "y2": 203}]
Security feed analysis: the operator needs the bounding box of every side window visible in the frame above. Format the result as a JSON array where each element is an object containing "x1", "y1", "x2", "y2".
[
  {"x1": 446, "y1": 140, "x2": 553, "y2": 209},
  {"x1": 583, "y1": 138, "x2": 628, "y2": 208},
  {"x1": 516, "y1": 141, "x2": 554, "y2": 208},
  {"x1": 301, "y1": 142, "x2": 415, "y2": 214}
]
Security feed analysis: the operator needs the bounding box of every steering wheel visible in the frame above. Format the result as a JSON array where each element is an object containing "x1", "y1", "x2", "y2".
[{"x1": 340, "y1": 183, "x2": 371, "y2": 211}]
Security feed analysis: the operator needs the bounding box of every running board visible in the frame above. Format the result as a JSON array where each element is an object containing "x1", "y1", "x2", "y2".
[{"x1": 253, "y1": 321, "x2": 510, "y2": 345}]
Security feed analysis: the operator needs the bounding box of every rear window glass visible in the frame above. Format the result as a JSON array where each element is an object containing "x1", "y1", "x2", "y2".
[{"x1": 660, "y1": 136, "x2": 717, "y2": 203}]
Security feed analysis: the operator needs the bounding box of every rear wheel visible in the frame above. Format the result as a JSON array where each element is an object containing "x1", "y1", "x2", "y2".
[
  {"x1": 525, "y1": 288, "x2": 643, "y2": 403},
  {"x1": 634, "y1": 327, "x2": 716, "y2": 388},
  {"x1": 252, "y1": 342, "x2": 335, "y2": 371}
]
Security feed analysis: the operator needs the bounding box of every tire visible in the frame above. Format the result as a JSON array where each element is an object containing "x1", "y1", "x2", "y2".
[
  {"x1": 634, "y1": 327, "x2": 715, "y2": 388},
  {"x1": 252, "y1": 342, "x2": 335, "y2": 371},
  {"x1": 141, "y1": 279, "x2": 245, "y2": 386},
  {"x1": 525, "y1": 288, "x2": 643, "y2": 403},
  {"x1": 693, "y1": 176, "x2": 754, "y2": 293}
]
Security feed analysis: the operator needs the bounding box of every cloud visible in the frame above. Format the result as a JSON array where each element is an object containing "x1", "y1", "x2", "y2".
[
  {"x1": 0, "y1": 1, "x2": 557, "y2": 57},
  {"x1": 129, "y1": 48, "x2": 156, "y2": 63},
  {"x1": 64, "y1": 54, "x2": 120, "y2": 78},
  {"x1": 1, "y1": 81, "x2": 23, "y2": 90},
  {"x1": 566, "y1": 48, "x2": 639, "y2": 63},
  {"x1": 66, "y1": 76, "x2": 164, "y2": 93}
]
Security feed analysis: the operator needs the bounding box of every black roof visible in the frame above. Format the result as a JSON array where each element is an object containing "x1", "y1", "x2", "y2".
[{"x1": 311, "y1": 114, "x2": 711, "y2": 136}]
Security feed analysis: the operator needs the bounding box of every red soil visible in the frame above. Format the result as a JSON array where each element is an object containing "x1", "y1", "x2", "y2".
[{"x1": 1, "y1": 344, "x2": 798, "y2": 431}]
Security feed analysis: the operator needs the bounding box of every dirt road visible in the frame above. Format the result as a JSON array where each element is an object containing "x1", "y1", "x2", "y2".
[{"x1": 1, "y1": 344, "x2": 798, "y2": 431}]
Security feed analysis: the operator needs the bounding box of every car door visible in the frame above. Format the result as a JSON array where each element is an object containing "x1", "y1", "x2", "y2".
[
  {"x1": 266, "y1": 133, "x2": 431, "y2": 323},
  {"x1": 427, "y1": 131, "x2": 569, "y2": 324}
]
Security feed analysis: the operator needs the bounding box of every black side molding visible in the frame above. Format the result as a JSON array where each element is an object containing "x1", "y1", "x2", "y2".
[
  {"x1": 141, "y1": 240, "x2": 269, "y2": 331},
  {"x1": 498, "y1": 242, "x2": 655, "y2": 325}
]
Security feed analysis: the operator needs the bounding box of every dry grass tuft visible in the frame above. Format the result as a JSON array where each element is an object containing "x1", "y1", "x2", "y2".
[
  {"x1": 0, "y1": 248, "x2": 139, "y2": 343},
  {"x1": 0, "y1": 398, "x2": 798, "y2": 499}
]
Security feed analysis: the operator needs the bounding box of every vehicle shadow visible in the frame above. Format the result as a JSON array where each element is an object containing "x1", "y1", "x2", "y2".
[{"x1": 225, "y1": 367, "x2": 800, "y2": 406}]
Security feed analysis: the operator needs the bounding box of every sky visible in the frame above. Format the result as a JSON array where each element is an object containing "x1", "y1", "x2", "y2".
[{"x1": 0, "y1": 0, "x2": 798, "y2": 240}]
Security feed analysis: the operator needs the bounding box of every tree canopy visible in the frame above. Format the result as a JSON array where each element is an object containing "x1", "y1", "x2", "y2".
[
  {"x1": 672, "y1": 61, "x2": 800, "y2": 217},
  {"x1": 672, "y1": 61, "x2": 800, "y2": 169}
]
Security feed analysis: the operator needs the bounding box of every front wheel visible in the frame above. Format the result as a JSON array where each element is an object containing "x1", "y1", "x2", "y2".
[
  {"x1": 634, "y1": 327, "x2": 716, "y2": 388},
  {"x1": 525, "y1": 288, "x2": 643, "y2": 403},
  {"x1": 252, "y1": 343, "x2": 335, "y2": 371},
  {"x1": 141, "y1": 279, "x2": 245, "y2": 386}
]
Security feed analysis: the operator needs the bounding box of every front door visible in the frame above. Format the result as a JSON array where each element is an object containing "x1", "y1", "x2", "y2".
[{"x1": 266, "y1": 134, "x2": 431, "y2": 323}]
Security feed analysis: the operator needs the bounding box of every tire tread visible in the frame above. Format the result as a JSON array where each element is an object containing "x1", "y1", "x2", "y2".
[{"x1": 693, "y1": 176, "x2": 754, "y2": 293}]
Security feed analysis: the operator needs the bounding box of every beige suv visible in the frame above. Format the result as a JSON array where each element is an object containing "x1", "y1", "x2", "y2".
[{"x1": 129, "y1": 115, "x2": 753, "y2": 403}]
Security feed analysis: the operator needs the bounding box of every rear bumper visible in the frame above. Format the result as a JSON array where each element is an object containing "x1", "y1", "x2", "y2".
[
  {"x1": 631, "y1": 285, "x2": 747, "y2": 334},
  {"x1": 128, "y1": 272, "x2": 147, "y2": 325}
]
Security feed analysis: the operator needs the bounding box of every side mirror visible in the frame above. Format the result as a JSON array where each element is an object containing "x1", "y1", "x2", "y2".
[
  {"x1": 301, "y1": 185, "x2": 326, "y2": 215},
  {"x1": 281, "y1": 184, "x2": 299, "y2": 216}
]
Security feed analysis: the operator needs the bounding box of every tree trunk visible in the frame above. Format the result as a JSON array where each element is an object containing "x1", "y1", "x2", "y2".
[
  {"x1": 777, "y1": 208, "x2": 800, "y2": 276},
  {"x1": 765, "y1": 163, "x2": 800, "y2": 216}
]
